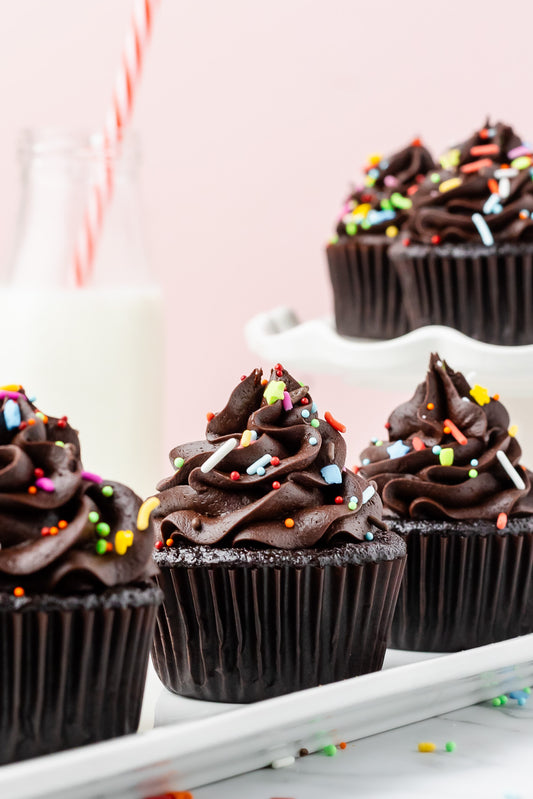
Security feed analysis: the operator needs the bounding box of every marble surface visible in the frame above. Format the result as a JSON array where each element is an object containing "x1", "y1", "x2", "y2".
[{"x1": 192, "y1": 699, "x2": 533, "y2": 799}]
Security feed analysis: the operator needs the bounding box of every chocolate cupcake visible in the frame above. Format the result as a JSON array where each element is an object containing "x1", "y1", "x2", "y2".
[
  {"x1": 327, "y1": 139, "x2": 435, "y2": 339},
  {"x1": 0, "y1": 387, "x2": 161, "y2": 764},
  {"x1": 391, "y1": 120, "x2": 533, "y2": 344},
  {"x1": 151, "y1": 366, "x2": 406, "y2": 702},
  {"x1": 360, "y1": 354, "x2": 533, "y2": 652}
]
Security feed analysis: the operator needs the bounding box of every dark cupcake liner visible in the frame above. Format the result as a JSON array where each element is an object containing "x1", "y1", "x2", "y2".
[
  {"x1": 389, "y1": 520, "x2": 533, "y2": 652},
  {"x1": 0, "y1": 583, "x2": 161, "y2": 765},
  {"x1": 152, "y1": 554, "x2": 405, "y2": 703},
  {"x1": 327, "y1": 236, "x2": 410, "y2": 340},
  {"x1": 391, "y1": 242, "x2": 533, "y2": 346}
]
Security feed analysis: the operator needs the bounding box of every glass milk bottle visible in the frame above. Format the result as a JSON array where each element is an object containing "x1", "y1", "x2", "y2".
[{"x1": 2, "y1": 129, "x2": 164, "y2": 498}]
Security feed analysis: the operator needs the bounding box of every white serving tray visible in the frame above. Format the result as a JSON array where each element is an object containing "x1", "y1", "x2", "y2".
[
  {"x1": 244, "y1": 307, "x2": 533, "y2": 395},
  {"x1": 1, "y1": 636, "x2": 533, "y2": 799}
]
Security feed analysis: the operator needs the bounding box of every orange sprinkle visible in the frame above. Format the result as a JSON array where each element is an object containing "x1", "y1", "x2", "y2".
[
  {"x1": 412, "y1": 436, "x2": 426, "y2": 451},
  {"x1": 443, "y1": 426, "x2": 451, "y2": 434},
  {"x1": 284, "y1": 518, "x2": 295, "y2": 528},
  {"x1": 479, "y1": 127, "x2": 489, "y2": 139},
  {"x1": 444, "y1": 418, "x2": 468, "y2": 445},
  {"x1": 49, "y1": 526, "x2": 59, "y2": 536},
  {"x1": 166, "y1": 538, "x2": 174, "y2": 547},
  {"x1": 28, "y1": 486, "x2": 37, "y2": 494},
  {"x1": 13, "y1": 587, "x2": 24, "y2": 597},
  {"x1": 411, "y1": 137, "x2": 422, "y2": 147},
  {"x1": 339, "y1": 741, "x2": 347, "y2": 750},
  {"x1": 261, "y1": 379, "x2": 268, "y2": 386},
  {"x1": 407, "y1": 184, "x2": 419, "y2": 196},
  {"x1": 58, "y1": 520, "x2": 68, "y2": 529},
  {"x1": 470, "y1": 143, "x2": 499, "y2": 156},
  {"x1": 493, "y1": 394, "x2": 500, "y2": 401},
  {"x1": 106, "y1": 542, "x2": 113, "y2": 552},
  {"x1": 28, "y1": 418, "x2": 36, "y2": 426},
  {"x1": 206, "y1": 412, "x2": 215, "y2": 422},
  {"x1": 497, "y1": 512, "x2": 508, "y2": 530},
  {"x1": 460, "y1": 158, "x2": 493, "y2": 174},
  {"x1": 488, "y1": 178, "x2": 499, "y2": 194},
  {"x1": 324, "y1": 411, "x2": 347, "y2": 433},
  {"x1": 520, "y1": 211, "x2": 529, "y2": 220},
  {"x1": 426, "y1": 402, "x2": 434, "y2": 410}
]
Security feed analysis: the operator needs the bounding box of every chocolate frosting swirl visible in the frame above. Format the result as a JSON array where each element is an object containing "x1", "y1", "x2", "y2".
[
  {"x1": 333, "y1": 140, "x2": 435, "y2": 240},
  {"x1": 359, "y1": 354, "x2": 533, "y2": 521},
  {"x1": 0, "y1": 389, "x2": 156, "y2": 594},
  {"x1": 439, "y1": 120, "x2": 524, "y2": 170},
  {"x1": 154, "y1": 368, "x2": 386, "y2": 549}
]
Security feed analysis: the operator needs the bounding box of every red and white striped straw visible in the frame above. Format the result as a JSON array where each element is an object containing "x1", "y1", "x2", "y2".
[{"x1": 74, "y1": 0, "x2": 160, "y2": 287}]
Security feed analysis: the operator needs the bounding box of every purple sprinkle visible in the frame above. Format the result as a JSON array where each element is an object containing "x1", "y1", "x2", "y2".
[
  {"x1": 384, "y1": 175, "x2": 399, "y2": 187},
  {"x1": 81, "y1": 471, "x2": 103, "y2": 483},
  {"x1": 35, "y1": 477, "x2": 55, "y2": 493},
  {"x1": 282, "y1": 391, "x2": 293, "y2": 411},
  {"x1": 508, "y1": 145, "x2": 532, "y2": 159}
]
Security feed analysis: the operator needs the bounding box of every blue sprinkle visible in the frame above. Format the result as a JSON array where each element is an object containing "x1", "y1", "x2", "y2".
[
  {"x1": 301, "y1": 409, "x2": 310, "y2": 418},
  {"x1": 362, "y1": 458, "x2": 370, "y2": 466},
  {"x1": 350, "y1": 496, "x2": 358, "y2": 504},
  {"x1": 256, "y1": 466, "x2": 266, "y2": 476},
  {"x1": 518, "y1": 697, "x2": 527, "y2": 706},
  {"x1": 309, "y1": 436, "x2": 318, "y2": 446},
  {"x1": 387, "y1": 440, "x2": 410, "y2": 459},
  {"x1": 432, "y1": 445, "x2": 441, "y2": 455},
  {"x1": 470, "y1": 459, "x2": 479, "y2": 467},
  {"x1": 520, "y1": 208, "x2": 531, "y2": 218},
  {"x1": 4, "y1": 399, "x2": 21, "y2": 430},
  {"x1": 321, "y1": 464, "x2": 343, "y2": 485},
  {"x1": 365, "y1": 532, "x2": 374, "y2": 541},
  {"x1": 311, "y1": 402, "x2": 317, "y2": 413},
  {"x1": 368, "y1": 168, "x2": 380, "y2": 179},
  {"x1": 379, "y1": 160, "x2": 389, "y2": 169}
]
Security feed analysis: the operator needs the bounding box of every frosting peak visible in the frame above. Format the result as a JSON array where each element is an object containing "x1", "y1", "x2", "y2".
[
  {"x1": 360, "y1": 355, "x2": 533, "y2": 522},
  {"x1": 154, "y1": 367, "x2": 387, "y2": 550}
]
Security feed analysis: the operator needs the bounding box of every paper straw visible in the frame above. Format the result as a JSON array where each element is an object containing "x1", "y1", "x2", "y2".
[{"x1": 74, "y1": 0, "x2": 160, "y2": 287}]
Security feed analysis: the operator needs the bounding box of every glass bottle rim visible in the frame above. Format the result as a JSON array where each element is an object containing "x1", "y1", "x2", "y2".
[{"x1": 17, "y1": 128, "x2": 140, "y2": 165}]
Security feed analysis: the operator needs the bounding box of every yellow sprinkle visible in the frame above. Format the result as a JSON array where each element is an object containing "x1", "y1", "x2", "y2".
[
  {"x1": 137, "y1": 496, "x2": 160, "y2": 530},
  {"x1": 115, "y1": 529, "x2": 134, "y2": 556},
  {"x1": 470, "y1": 384, "x2": 491, "y2": 406},
  {"x1": 385, "y1": 225, "x2": 399, "y2": 238},
  {"x1": 241, "y1": 429, "x2": 253, "y2": 447},
  {"x1": 353, "y1": 203, "x2": 372, "y2": 217},
  {"x1": 439, "y1": 177, "x2": 462, "y2": 193},
  {"x1": 509, "y1": 425, "x2": 518, "y2": 437},
  {"x1": 439, "y1": 148, "x2": 460, "y2": 169},
  {"x1": 367, "y1": 152, "x2": 382, "y2": 166},
  {"x1": 418, "y1": 742, "x2": 436, "y2": 753},
  {"x1": 0, "y1": 384, "x2": 22, "y2": 391}
]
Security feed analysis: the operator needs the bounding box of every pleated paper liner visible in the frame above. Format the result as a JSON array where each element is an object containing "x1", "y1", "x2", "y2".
[
  {"x1": 388, "y1": 520, "x2": 533, "y2": 652},
  {"x1": 326, "y1": 236, "x2": 411, "y2": 340},
  {"x1": 0, "y1": 583, "x2": 161, "y2": 765},
  {"x1": 152, "y1": 547, "x2": 406, "y2": 704},
  {"x1": 390, "y1": 242, "x2": 533, "y2": 346}
]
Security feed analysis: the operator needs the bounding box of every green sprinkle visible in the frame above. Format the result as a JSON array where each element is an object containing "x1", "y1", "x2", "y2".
[
  {"x1": 345, "y1": 223, "x2": 357, "y2": 236},
  {"x1": 511, "y1": 156, "x2": 531, "y2": 170},
  {"x1": 380, "y1": 198, "x2": 393, "y2": 211},
  {"x1": 439, "y1": 447, "x2": 454, "y2": 466},
  {"x1": 95, "y1": 539, "x2": 107, "y2": 555},
  {"x1": 491, "y1": 697, "x2": 502, "y2": 706},
  {"x1": 55, "y1": 441, "x2": 65, "y2": 447},
  {"x1": 468, "y1": 469, "x2": 478, "y2": 478},
  {"x1": 322, "y1": 745, "x2": 337, "y2": 757},
  {"x1": 360, "y1": 219, "x2": 371, "y2": 230},
  {"x1": 101, "y1": 485, "x2": 114, "y2": 497},
  {"x1": 390, "y1": 192, "x2": 413, "y2": 210},
  {"x1": 36, "y1": 412, "x2": 45, "y2": 421},
  {"x1": 375, "y1": 439, "x2": 383, "y2": 446},
  {"x1": 430, "y1": 172, "x2": 441, "y2": 183},
  {"x1": 329, "y1": 234, "x2": 339, "y2": 245},
  {"x1": 499, "y1": 694, "x2": 508, "y2": 705},
  {"x1": 263, "y1": 380, "x2": 286, "y2": 405},
  {"x1": 88, "y1": 511, "x2": 100, "y2": 524},
  {"x1": 96, "y1": 522, "x2": 111, "y2": 537},
  {"x1": 364, "y1": 176, "x2": 375, "y2": 187},
  {"x1": 445, "y1": 741, "x2": 456, "y2": 752},
  {"x1": 348, "y1": 501, "x2": 357, "y2": 511},
  {"x1": 311, "y1": 419, "x2": 320, "y2": 428},
  {"x1": 524, "y1": 687, "x2": 531, "y2": 694},
  {"x1": 174, "y1": 457, "x2": 185, "y2": 471}
]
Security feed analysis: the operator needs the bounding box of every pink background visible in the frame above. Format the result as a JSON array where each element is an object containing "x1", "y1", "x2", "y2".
[{"x1": 1, "y1": 0, "x2": 532, "y2": 472}]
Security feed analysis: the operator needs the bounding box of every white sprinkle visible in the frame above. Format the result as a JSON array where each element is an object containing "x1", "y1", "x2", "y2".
[
  {"x1": 271, "y1": 756, "x2": 295, "y2": 769},
  {"x1": 246, "y1": 453, "x2": 272, "y2": 475},
  {"x1": 483, "y1": 193, "x2": 501, "y2": 215},
  {"x1": 472, "y1": 213, "x2": 494, "y2": 246},
  {"x1": 362, "y1": 485, "x2": 375, "y2": 504},
  {"x1": 498, "y1": 177, "x2": 511, "y2": 200},
  {"x1": 200, "y1": 438, "x2": 238, "y2": 473},
  {"x1": 496, "y1": 450, "x2": 526, "y2": 490},
  {"x1": 494, "y1": 168, "x2": 518, "y2": 179}
]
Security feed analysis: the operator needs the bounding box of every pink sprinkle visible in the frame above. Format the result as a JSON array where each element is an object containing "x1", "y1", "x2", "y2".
[
  {"x1": 384, "y1": 175, "x2": 399, "y2": 187},
  {"x1": 0, "y1": 391, "x2": 25, "y2": 401},
  {"x1": 282, "y1": 391, "x2": 293, "y2": 411},
  {"x1": 35, "y1": 477, "x2": 55, "y2": 493},
  {"x1": 508, "y1": 145, "x2": 532, "y2": 159},
  {"x1": 81, "y1": 471, "x2": 103, "y2": 483}
]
